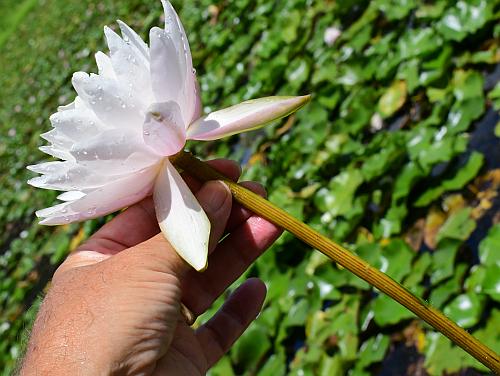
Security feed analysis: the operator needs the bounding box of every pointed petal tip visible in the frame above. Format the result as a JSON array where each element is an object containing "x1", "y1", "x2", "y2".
[
  {"x1": 192, "y1": 258, "x2": 208, "y2": 272},
  {"x1": 154, "y1": 161, "x2": 210, "y2": 272},
  {"x1": 187, "y1": 94, "x2": 312, "y2": 141}
]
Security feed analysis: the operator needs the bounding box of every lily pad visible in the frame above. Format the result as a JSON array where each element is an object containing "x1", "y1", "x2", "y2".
[
  {"x1": 443, "y1": 293, "x2": 485, "y2": 328},
  {"x1": 378, "y1": 80, "x2": 407, "y2": 118},
  {"x1": 479, "y1": 223, "x2": 500, "y2": 266},
  {"x1": 415, "y1": 151, "x2": 484, "y2": 207},
  {"x1": 435, "y1": 208, "x2": 476, "y2": 244},
  {"x1": 436, "y1": 0, "x2": 494, "y2": 41}
]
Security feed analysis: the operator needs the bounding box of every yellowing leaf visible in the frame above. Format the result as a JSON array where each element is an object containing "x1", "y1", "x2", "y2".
[{"x1": 378, "y1": 80, "x2": 407, "y2": 118}]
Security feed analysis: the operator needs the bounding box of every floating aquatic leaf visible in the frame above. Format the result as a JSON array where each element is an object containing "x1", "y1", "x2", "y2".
[
  {"x1": 435, "y1": 208, "x2": 476, "y2": 244},
  {"x1": 436, "y1": 0, "x2": 494, "y2": 41},
  {"x1": 443, "y1": 293, "x2": 485, "y2": 328},
  {"x1": 378, "y1": 80, "x2": 407, "y2": 118},
  {"x1": 478, "y1": 224, "x2": 500, "y2": 267},
  {"x1": 415, "y1": 152, "x2": 484, "y2": 207}
]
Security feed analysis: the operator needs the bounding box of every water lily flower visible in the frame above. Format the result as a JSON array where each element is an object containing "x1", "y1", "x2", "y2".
[{"x1": 27, "y1": 0, "x2": 310, "y2": 271}]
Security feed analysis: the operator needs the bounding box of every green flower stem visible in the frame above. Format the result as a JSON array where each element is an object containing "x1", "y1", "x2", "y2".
[{"x1": 172, "y1": 150, "x2": 500, "y2": 373}]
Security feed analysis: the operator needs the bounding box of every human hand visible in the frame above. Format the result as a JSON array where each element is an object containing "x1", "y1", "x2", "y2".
[{"x1": 20, "y1": 159, "x2": 282, "y2": 375}]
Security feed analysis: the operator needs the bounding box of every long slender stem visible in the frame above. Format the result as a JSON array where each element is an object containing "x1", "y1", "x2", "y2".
[{"x1": 172, "y1": 150, "x2": 499, "y2": 373}]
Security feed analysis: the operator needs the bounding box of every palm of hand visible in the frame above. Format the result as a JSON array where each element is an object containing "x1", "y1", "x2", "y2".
[{"x1": 22, "y1": 160, "x2": 281, "y2": 376}]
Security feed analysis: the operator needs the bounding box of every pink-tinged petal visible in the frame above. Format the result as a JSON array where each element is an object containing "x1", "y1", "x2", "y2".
[
  {"x1": 149, "y1": 27, "x2": 184, "y2": 108},
  {"x1": 117, "y1": 20, "x2": 149, "y2": 60},
  {"x1": 154, "y1": 159, "x2": 210, "y2": 271},
  {"x1": 72, "y1": 72, "x2": 145, "y2": 130},
  {"x1": 187, "y1": 95, "x2": 311, "y2": 141},
  {"x1": 37, "y1": 165, "x2": 160, "y2": 225},
  {"x1": 143, "y1": 102, "x2": 186, "y2": 157},
  {"x1": 161, "y1": 0, "x2": 199, "y2": 124}
]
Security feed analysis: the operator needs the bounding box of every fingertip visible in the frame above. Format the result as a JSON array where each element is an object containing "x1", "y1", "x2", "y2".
[
  {"x1": 242, "y1": 277, "x2": 267, "y2": 307},
  {"x1": 196, "y1": 180, "x2": 232, "y2": 215},
  {"x1": 239, "y1": 181, "x2": 267, "y2": 198},
  {"x1": 206, "y1": 159, "x2": 242, "y2": 182}
]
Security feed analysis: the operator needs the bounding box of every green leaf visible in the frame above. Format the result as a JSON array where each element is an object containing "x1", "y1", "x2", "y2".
[
  {"x1": 398, "y1": 27, "x2": 442, "y2": 59},
  {"x1": 429, "y1": 264, "x2": 468, "y2": 308},
  {"x1": 479, "y1": 223, "x2": 500, "y2": 267},
  {"x1": 314, "y1": 169, "x2": 364, "y2": 218},
  {"x1": 372, "y1": 293, "x2": 414, "y2": 326},
  {"x1": 209, "y1": 356, "x2": 235, "y2": 376},
  {"x1": 380, "y1": 239, "x2": 415, "y2": 282},
  {"x1": 231, "y1": 325, "x2": 271, "y2": 371},
  {"x1": 443, "y1": 293, "x2": 485, "y2": 328},
  {"x1": 482, "y1": 264, "x2": 500, "y2": 302},
  {"x1": 424, "y1": 332, "x2": 470, "y2": 375},
  {"x1": 452, "y1": 70, "x2": 484, "y2": 102},
  {"x1": 356, "y1": 334, "x2": 390, "y2": 369},
  {"x1": 429, "y1": 240, "x2": 461, "y2": 285},
  {"x1": 435, "y1": 208, "x2": 476, "y2": 244},
  {"x1": 259, "y1": 353, "x2": 286, "y2": 376},
  {"x1": 286, "y1": 57, "x2": 311, "y2": 90},
  {"x1": 415, "y1": 152, "x2": 484, "y2": 207},
  {"x1": 488, "y1": 82, "x2": 500, "y2": 111},
  {"x1": 436, "y1": 0, "x2": 494, "y2": 41},
  {"x1": 374, "y1": 0, "x2": 417, "y2": 21}
]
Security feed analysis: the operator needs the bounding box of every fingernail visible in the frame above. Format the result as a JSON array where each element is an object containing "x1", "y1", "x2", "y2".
[{"x1": 202, "y1": 181, "x2": 229, "y2": 213}]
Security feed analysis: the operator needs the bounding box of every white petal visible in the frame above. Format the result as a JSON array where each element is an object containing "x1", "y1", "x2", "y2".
[
  {"x1": 95, "y1": 51, "x2": 116, "y2": 79},
  {"x1": 28, "y1": 162, "x2": 122, "y2": 191},
  {"x1": 39, "y1": 146, "x2": 74, "y2": 161},
  {"x1": 72, "y1": 72, "x2": 145, "y2": 130},
  {"x1": 37, "y1": 165, "x2": 160, "y2": 225},
  {"x1": 70, "y1": 128, "x2": 160, "y2": 170},
  {"x1": 154, "y1": 160, "x2": 210, "y2": 271},
  {"x1": 143, "y1": 101, "x2": 186, "y2": 156},
  {"x1": 149, "y1": 27, "x2": 184, "y2": 107},
  {"x1": 57, "y1": 101, "x2": 76, "y2": 112},
  {"x1": 49, "y1": 108, "x2": 107, "y2": 141},
  {"x1": 117, "y1": 20, "x2": 149, "y2": 60},
  {"x1": 161, "y1": 0, "x2": 199, "y2": 124},
  {"x1": 187, "y1": 95, "x2": 311, "y2": 141},
  {"x1": 40, "y1": 129, "x2": 72, "y2": 149},
  {"x1": 57, "y1": 191, "x2": 86, "y2": 201},
  {"x1": 27, "y1": 161, "x2": 64, "y2": 174},
  {"x1": 104, "y1": 26, "x2": 153, "y2": 103}
]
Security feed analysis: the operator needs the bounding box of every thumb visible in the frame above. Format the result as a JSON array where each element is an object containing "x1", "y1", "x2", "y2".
[{"x1": 195, "y1": 180, "x2": 232, "y2": 253}]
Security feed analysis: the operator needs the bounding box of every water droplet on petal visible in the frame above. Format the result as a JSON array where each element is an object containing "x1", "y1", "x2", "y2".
[{"x1": 143, "y1": 130, "x2": 150, "y2": 136}]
